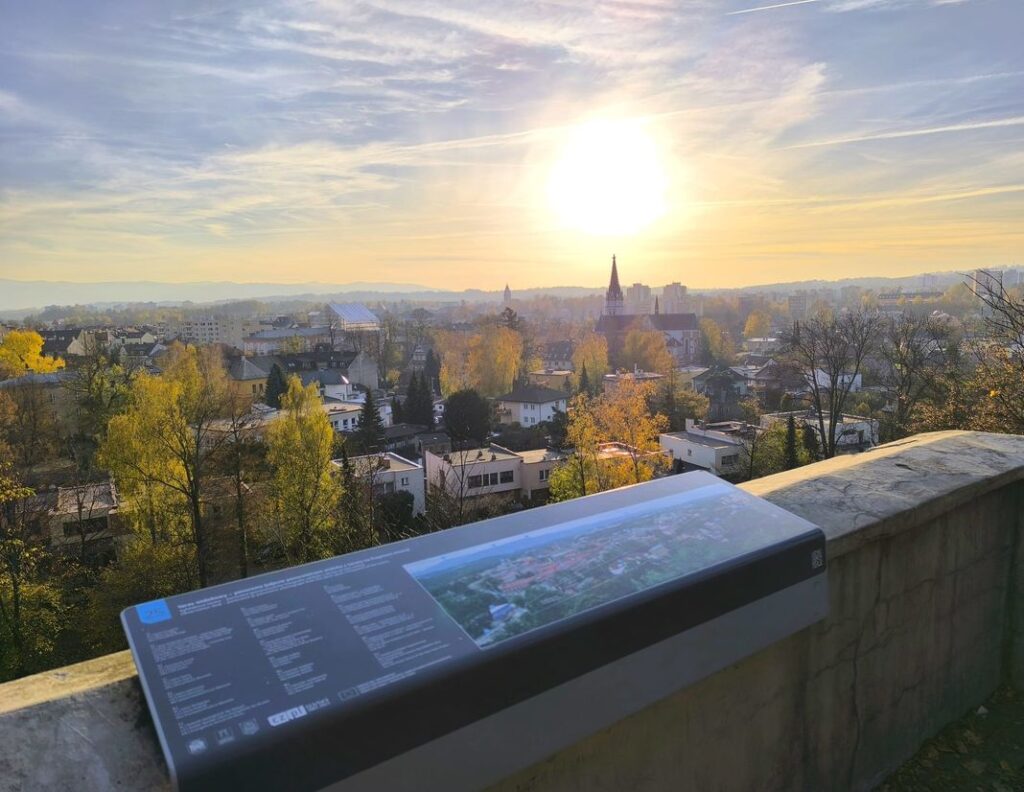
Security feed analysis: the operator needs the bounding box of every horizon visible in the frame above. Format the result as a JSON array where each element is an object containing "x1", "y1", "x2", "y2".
[{"x1": 2, "y1": 1, "x2": 1022, "y2": 289}]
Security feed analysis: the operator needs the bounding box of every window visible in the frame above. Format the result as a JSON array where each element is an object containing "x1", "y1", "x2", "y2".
[
  {"x1": 401, "y1": 476, "x2": 409, "y2": 486},
  {"x1": 721, "y1": 454, "x2": 739, "y2": 466},
  {"x1": 687, "y1": 449, "x2": 692, "y2": 457},
  {"x1": 467, "y1": 475, "x2": 483, "y2": 488},
  {"x1": 539, "y1": 468, "x2": 549, "y2": 482},
  {"x1": 487, "y1": 472, "x2": 499, "y2": 486},
  {"x1": 499, "y1": 470, "x2": 514, "y2": 484}
]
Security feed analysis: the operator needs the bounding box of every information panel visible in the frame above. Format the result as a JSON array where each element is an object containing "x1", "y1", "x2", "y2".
[{"x1": 122, "y1": 471, "x2": 827, "y2": 792}]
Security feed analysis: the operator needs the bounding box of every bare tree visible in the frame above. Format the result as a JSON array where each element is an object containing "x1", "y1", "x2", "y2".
[
  {"x1": 783, "y1": 311, "x2": 880, "y2": 459},
  {"x1": 968, "y1": 271, "x2": 1024, "y2": 433},
  {"x1": 877, "y1": 313, "x2": 947, "y2": 440}
]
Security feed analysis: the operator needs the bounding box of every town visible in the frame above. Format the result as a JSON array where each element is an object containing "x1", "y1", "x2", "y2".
[{"x1": 1, "y1": 256, "x2": 1022, "y2": 684}]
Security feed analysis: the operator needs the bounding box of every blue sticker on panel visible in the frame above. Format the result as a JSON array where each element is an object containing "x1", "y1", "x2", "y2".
[{"x1": 136, "y1": 599, "x2": 172, "y2": 624}]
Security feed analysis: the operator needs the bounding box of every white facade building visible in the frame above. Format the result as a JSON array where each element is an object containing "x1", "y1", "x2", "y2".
[
  {"x1": 495, "y1": 385, "x2": 568, "y2": 426},
  {"x1": 334, "y1": 452, "x2": 425, "y2": 515}
]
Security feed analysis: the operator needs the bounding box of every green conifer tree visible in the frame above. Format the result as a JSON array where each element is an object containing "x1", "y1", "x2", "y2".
[{"x1": 264, "y1": 363, "x2": 288, "y2": 409}]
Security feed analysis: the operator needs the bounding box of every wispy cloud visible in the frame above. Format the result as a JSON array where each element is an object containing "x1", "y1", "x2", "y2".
[{"x1": 784, "y1": 115, "x2": 1024, "y2": 149}]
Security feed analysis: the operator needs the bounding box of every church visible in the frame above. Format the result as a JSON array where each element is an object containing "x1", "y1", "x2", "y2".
[{"x1": 595, "y1": 256, "x2": 700, "y2": 367}]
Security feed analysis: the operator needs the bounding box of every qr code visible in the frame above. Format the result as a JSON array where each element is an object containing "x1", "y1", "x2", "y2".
[{"x1": 811, "y1": 549, "x2": 825, "y2": 569}]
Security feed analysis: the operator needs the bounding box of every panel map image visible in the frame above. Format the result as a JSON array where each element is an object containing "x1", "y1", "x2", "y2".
[{"x1": 406, "y1": 482, "x2": 811, "y2": 648}]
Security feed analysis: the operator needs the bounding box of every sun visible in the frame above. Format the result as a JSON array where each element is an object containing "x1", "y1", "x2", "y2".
[{"x1": 547, "y1": 118, "x2": 669, "y2": 236}]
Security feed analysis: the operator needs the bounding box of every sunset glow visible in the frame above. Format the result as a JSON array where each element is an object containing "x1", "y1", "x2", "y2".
[{"x1": 547, "y1": 120, "x2": 669, "y2": 237}]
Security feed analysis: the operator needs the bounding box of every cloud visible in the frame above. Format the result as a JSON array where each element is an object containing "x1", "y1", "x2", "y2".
[{"x1": 783, "y1": 115, "x2": 1024, "y2": 149}]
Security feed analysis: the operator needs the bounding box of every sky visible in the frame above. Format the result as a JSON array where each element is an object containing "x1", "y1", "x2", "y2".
[{"x1": 1, "y1": 0, "x2": 1022, "y2": 291}]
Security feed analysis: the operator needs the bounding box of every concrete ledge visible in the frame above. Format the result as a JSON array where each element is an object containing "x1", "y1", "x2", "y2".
[{"x1": 1, "y1": 430, "x2": 1022, "y2": 792}]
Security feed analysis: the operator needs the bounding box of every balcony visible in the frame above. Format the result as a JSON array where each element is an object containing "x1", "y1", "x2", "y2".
[{"x1": 1, "y1": 430, "x2": 1022, "y2": 791}]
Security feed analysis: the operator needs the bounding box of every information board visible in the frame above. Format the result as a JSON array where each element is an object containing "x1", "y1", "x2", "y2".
[{"x1": 123, "y1": 471, "x2": 827, "y2": 792}]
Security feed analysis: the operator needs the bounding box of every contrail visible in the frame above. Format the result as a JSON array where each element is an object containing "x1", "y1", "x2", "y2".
[
  {"x1": 727, "y1": 0, "x2": 822, "y2": 15},
  {"x1": 784, "y1": 116, "x2": 1024, "y2": 149}
]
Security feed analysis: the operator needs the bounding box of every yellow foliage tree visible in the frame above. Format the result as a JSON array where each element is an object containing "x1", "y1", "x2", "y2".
[
  {"x1": 100, "y1": 344, "x2": 229, "y2": 586},
  {"x1": 572, "y1": 333, "x2": 609, "y2": 383},
  {"x1": 743, "y1": 310, "x2": 772, "y2": 339},
  {"x1": 468, "y1": 326, "x2": 523, "y2": 396},
  {"x1": 621, "y1": 328, "x2": 674, "y2": 374},
  {"x1": 0, "y1": 330, "x2": 65, "y2": 378},
  {"x1": 264, "y1": 377, "x2": 340, "y2": 565}
]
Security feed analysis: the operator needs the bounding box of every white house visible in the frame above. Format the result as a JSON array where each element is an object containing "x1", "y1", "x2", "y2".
[
  {"x1": 761, "y1": 410, "x2": 879, "y2": 453},
  {"x1": 806, "y1": 369, "x2": 862, "y2": 393},
  {"x1": 327, "y1": 303, "x2": 381, "y2": 333},
  {"x1": 334, "y1": 452, "x2": 425, "y2": 515},
  {"x1": 423, "y1": 444, "x2": 566, "y2": 504},
  {"x1": 659, "y1": 420, "x2": 748, "y2": 477},
  {"x1": 495, "y1": 384, "x2": 568, "y2": 426}
]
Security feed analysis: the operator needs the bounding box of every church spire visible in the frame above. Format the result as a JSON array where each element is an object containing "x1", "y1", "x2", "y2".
[
  {"x1": 605, "y1": 254, "x2": 624, "y2": 316},
  {"x1": 654, "y1": 296, "x2": 660, "y2": 315}
]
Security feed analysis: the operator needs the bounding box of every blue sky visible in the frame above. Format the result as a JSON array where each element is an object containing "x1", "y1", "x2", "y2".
[{"x1": 1, "y1": 0, "x2": 1022, "y2": 289}]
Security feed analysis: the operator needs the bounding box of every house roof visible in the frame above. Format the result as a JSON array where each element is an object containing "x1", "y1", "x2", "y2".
[
  {"x1": 53, "y1": 482, "x2": 118, "y2": 515},
  {"x1": 328, "y1": 303, "x2": 380, "y2": 325},
  {"x1": 517, "y1": 448, "x2": 567, "y2": 464},
  {"x1": 228, "y1": 357, "x2": 268, "y2": 381},
  {"x1": 649, "y1": 313, "x2": 699, "y2": 331},
  {"x1": 300, "y1": 369, "x2": 350, "y2": 387},
  {"x1": 0, "y1": 370, "x2": 73, "y2": 389},
  {"x1": 495, "y1": 384, "x2": 569, "y2": 404}
]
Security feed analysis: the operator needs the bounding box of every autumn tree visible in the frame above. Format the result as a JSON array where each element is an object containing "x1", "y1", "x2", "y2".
[
  {"x1": 0, "y1": 330, "x2": 65, "y2": 378},
  {"x1": 572, "y1": 333, "x2": 609, "y2": 382},
  {"x1": 65, "y1": 339, "x2": 134, "y2": 467},
  {"x1": 699, "y1": 318, "x2": 735, "y2": 365},
  {"x1": 743, "y1": 310, "x2": 772, "y2": 339},
  {"x1": 621, "y1": 328, "x2": 674, "y2": 374},
  {"x1": 0, "y1": 461, "x2": 64, "y2": 680},
  {"x1": 548, "y1": 393, "x2": 604, "y2": 501},
  {"x1": 264, "y1": 377, "x2": 341, "y2": 565},
  {"x1": 1, "y1": 381, "x2": 62, "y2": 470},
  {"x1": 100, "y1": 344, "x2": 230, "y2": 586},
  {"x1": 654, "y1": 372, "x2": 709, "y2": 431},
  {"x1": 467, "y1": 327, "x2": 523, "y2": 397}
]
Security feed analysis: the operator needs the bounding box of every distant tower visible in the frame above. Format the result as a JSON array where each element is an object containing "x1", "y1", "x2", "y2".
[
  {"x1": 605, "y1": 255, "x2": 624, "y2": 316},
  {"x1": 503, "y1": 283, "x2": 512, "y2": 306},
  {"x1": 654, "y1": 296, "x2": 660, "y2": 315}
]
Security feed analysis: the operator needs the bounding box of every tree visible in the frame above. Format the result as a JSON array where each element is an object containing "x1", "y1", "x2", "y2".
[
  {"x1": 405, "y1": 372, "x2": 434, "y2": 428},
  {"x1": 784, "y1": 415, "x2": 799, "y2": 470},
  {"x1": 699, "y1": 318, "x2": 735, "y2": 365},
  {"x1": 621, "y1": 328, "x2": 674, "y2": 374},
  {"x1": 577, "y1": 363, "x2": 592, "y2": 396},
  {"x1": 966, "y1": 271, "x2": 1024, "y2": 435},
  {"x1": 0, "y1": 330, "x2": 65, "y2": 378},
  {"x1": 444, "y1": 389, "x2": 490, "y2": 448},
  {"x1": 65, "y1": 340, "x2": 133, "y2": 467},
  {"x1": 572, "y1": 333, "x2": 609, "y2": 382},
  {"x1": 264, "y1": 377, "x2": 341, "y2": 565},
  {"x1": 390, "y1": 395, "x2": 404, "y2": 424},
  {"x1": 354, "y1": 393, "x2": 385, "y2": 453},
  {"x1": 333, "y1": 445, "x2": 378, "y2": 554},
  {"x1": 548, "y1": 394, "x2": 603, "y2": 501},
  {"x1": 467, "y1": 327, "x2": 523, "y2": 397},
  {"x1": 100, "y1": 344, "x2": 230, "y2": 587},
  {"x1": 654, "y1": 371, "x2": 709, "y2": 431},
  {"x1": 265, "y1": 363, "x2": 288, "y2": 409},
  {"x1": 0, "y1": 461, "x2": 65, "y2": 680},
  {"x1": 877, "y1": 314, "x2": 946, "y2": 440},
  {"x1": 2, "y1": 381, "x2": 62, "y2": 470},
  {"x1": 783, "y1": 311, "x2": 880, "y2": 459},
  {"x1": 743, "y1": 310, "x2": 772, "y2": 339}
]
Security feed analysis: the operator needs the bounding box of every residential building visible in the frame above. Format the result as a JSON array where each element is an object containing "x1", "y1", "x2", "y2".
[
  {"x1": 495, "y1": 384, "x2": 569, "y2": 426},
  {"x1": 971, "y1": 269, "x2": 1003, "y2": 297},
  {"x1": 242, "y1": 326, "x2": 333, "y2": 355},
  {"x1": 333, "y1": 452, "x2": 425, "y2": 516},
  {"x1": 541, "y1": 341, "x2": 574, "y2": 371},
  {"x1": 761, "y1": 410, "x2": 879, "y2": 453},
  {"x1": 743, "y1": 336, "x2": 782, "y2": 354},
  {"x1": 46, "y1": 481, "x2": 122, "y2": 554},
  {"x1": 805, "y1": 369, "x2": 862, "y2": 394},
  {"x1": 626, "y1": 282, "x2": 652, "y2": 315},
  {"x1": 660, "y1": 282, "x2": 688, "y2": 314},
  {"x1": 227, "y1": 357, "x2": 269, "y2": 400},
  {"x1": 788, "y1": 293, "x2": 808, "y2": 321},
  {"x1": 659, "y1": 420, "x2": 749, "y2": 477},
  {"x1": 602, "y1": 370, "x2": 664, "y2": 393},
  {"x1": 528, "y1": 369, "x2": 575, "y2": 391},
  {"x1": 424, "y1": 444, "x2": 566, "y2": 505},
  {"x1": 327, "y1": 303, "x2": 381, "y2": 333},
  {"x1": 174, "y1": 315, "x2": 260, "y2": 348}
]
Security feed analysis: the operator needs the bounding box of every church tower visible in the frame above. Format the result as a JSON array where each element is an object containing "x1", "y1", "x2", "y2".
[
  {"x1": 605, "y1": 255, "x2": 624, "y2": 316},
  {"x1": 503, "y1": 283, "x2": 512, "y2": 306}
]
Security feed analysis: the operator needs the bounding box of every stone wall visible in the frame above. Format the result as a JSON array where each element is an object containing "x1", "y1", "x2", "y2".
[{"x1": 1, "y1": 431, "x2": 1022, "y2": 792}]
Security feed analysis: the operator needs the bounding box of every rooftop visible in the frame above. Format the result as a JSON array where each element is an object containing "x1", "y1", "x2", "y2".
[{"x1": 495, "y1": 384, "x2": 569, "y2": 404}]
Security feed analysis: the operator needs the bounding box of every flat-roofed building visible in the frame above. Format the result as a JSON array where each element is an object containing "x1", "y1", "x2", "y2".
[{"x1": 334, "y1": 452, "x2": 425, "y2": 515}]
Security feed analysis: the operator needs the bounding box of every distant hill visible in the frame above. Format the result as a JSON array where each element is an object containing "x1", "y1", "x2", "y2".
[{"x1": 0, "y1": 267, "x2": 1007, "y2": 318}]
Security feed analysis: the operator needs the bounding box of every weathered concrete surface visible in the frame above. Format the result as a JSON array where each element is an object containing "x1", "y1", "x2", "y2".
[
  {"x1": 0, "y1": 651, "x2": 168, "y2": 791},
  {"x1": 0, "y1": 430, "x2": 1021, "y2": 792}
]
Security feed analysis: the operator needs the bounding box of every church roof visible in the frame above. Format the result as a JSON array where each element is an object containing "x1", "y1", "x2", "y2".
[{"x1": 606, "y1": 255, "x2": 623, "y2": 300}]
